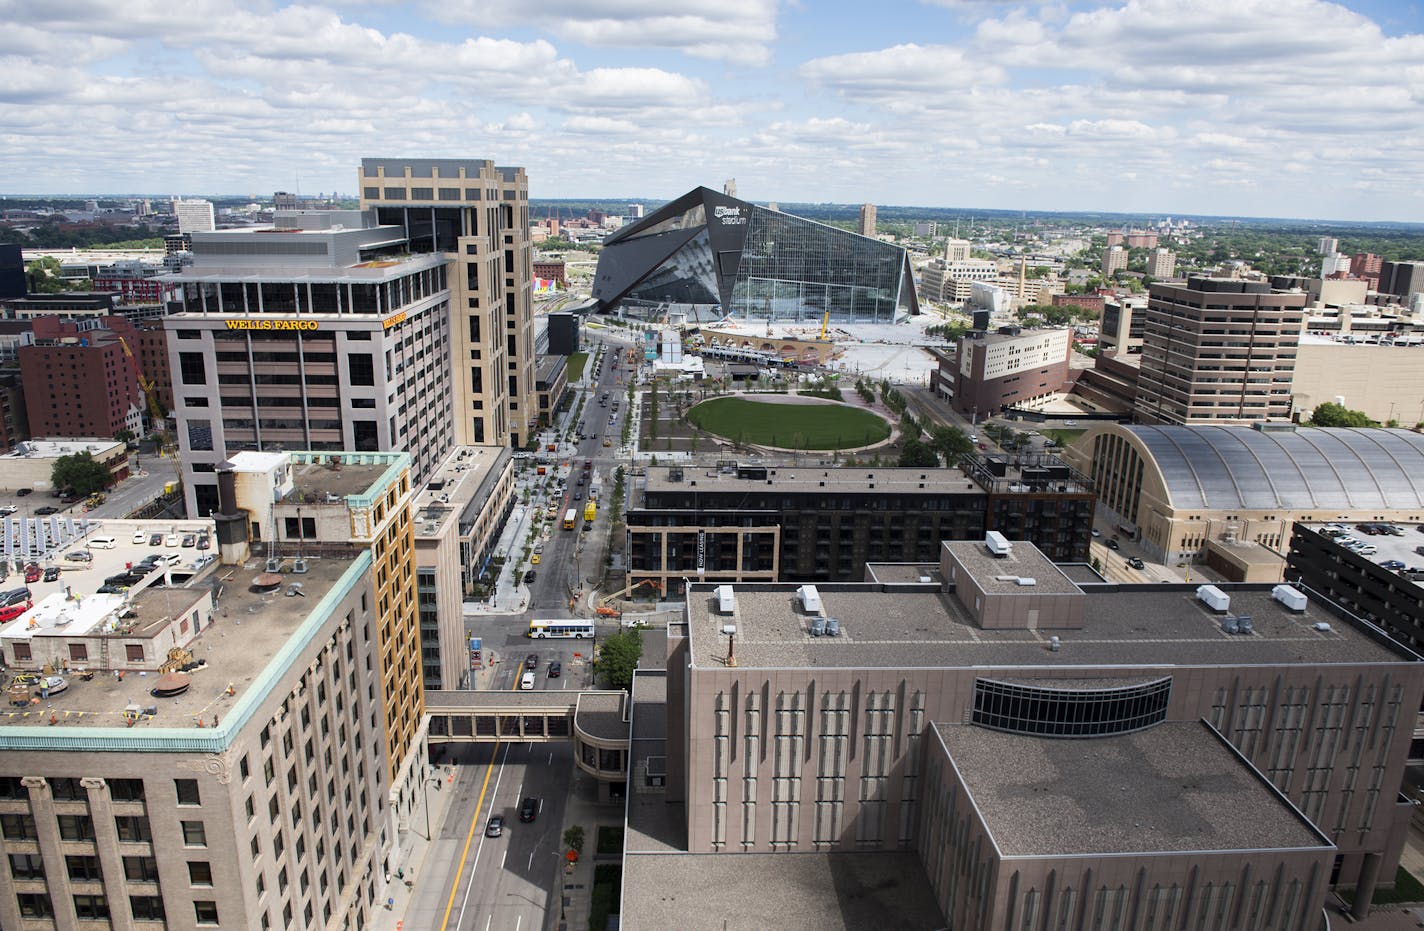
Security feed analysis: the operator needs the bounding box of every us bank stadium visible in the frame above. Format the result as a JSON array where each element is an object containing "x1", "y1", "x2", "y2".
[{"x1": 591, "y1": 187, "x2": 919, "y2": 324}]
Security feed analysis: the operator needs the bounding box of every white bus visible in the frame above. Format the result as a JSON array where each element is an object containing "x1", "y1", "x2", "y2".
[{"x1": 528, "y1": 618, "x2": 595, "y2": 639}]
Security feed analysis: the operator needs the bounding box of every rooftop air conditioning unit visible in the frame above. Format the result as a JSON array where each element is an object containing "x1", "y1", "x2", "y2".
[
  {"x1": 985, "y1": 531, "x2": 1011, "y2": 557},
  {"x1": 1272, "y1": 585, "x2": 1307, "y2": 612},
  {"x1": 715, "y1": 585, "x2": 735, "y2": 615},
  {"x1": 797, "y1": 585, "x2": 823, "y2": 614},
  {"x1": 1196, "y1": 584, "x2": 1230, "y2": 613}
]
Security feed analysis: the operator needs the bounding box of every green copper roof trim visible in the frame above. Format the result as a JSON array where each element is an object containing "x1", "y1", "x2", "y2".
[{"x1": 0, "y1": 550, "x2": 372, "y2": 753}]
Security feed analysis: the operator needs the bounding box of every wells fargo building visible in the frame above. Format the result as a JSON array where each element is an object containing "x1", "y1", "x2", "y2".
[{"x1": 162, "y1": 210, "x2": 455, "y2": 516}]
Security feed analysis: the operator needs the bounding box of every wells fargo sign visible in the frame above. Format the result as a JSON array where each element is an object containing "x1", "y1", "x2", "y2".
[{"x1": 225, "y1": 319, "x2": 319, "y2": 331}]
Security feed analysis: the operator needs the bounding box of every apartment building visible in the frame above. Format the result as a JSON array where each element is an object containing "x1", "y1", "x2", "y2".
[
  {"x1": 357, "y1": 158, "x2": 537, "y2": 448},
  {"x1": 919, "y1": 258, "x2": 997, "y2": 303},
  {"x1": 19, "y1": 316, "x2": 144, "y2": 441},
  {"x1": 1100, "y1": 245, "x2": 1127, "y2": 277},
  {"x1": 161, "y1": 210, "x2": 454, "y2": 516},
  {"x1": 952, "y1": 326, "x2": 1071, "y2": 417},
  {"x1": 1133, "y1": 277, "x2": 1304, "y2": 425},
  {"x1": 0, "y1": 450, "x2": 427, "y2": 931},
  {"x1": 1146, "y1": 246, "x2": 1177, "y2": 279}
]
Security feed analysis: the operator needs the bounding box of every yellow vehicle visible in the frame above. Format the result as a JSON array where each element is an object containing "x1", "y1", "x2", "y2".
[
  {"x1": 531, "y1": 553, "x2": 541, "y2": 565},
  {"x1": 562, "y1": 508, "x2": 577, "y2": 530},
  {"x1": 583, "y1": 500, "x2": 596, "y2": 522}
]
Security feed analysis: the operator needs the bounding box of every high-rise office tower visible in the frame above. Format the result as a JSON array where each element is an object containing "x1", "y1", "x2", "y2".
[
  {"x1": 173, "y1": 198, "x2": 215, "y2": 234},
  {"x1": 1317, "y1": 236, "x2": 1339, "y2": 255},
  {"x1": 358, "y1": 159, "x2": 536, "y2": 447},
  {"x1": 859, "y1": 203, "x2": 877, "y2": 237},
  {"x1": 273, "y1": 191, "x2": 298, "y2": 211},
  {"x1": 1133, "y1": 277, "x2": 1304, "y2": 425},
  {"x1": 1379, "y1": 261, "x2": 1424, "y2": 299},
  {"x1": 162, "y1": 210, "x2": 455, "y2": 515}
]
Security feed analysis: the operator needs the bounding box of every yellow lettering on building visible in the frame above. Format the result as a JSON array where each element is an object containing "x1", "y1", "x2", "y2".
[
  {"x1": 223, "y1": 319, "x2": 320, "y2": 331},
  {"x1": 382, "y1": 311, "x2": 407, "y2": 330}
]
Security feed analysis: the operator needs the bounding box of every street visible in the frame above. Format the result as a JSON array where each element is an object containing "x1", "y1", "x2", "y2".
[{"x1": 407, "y1": 740, "x2": 576, "y2": 931}]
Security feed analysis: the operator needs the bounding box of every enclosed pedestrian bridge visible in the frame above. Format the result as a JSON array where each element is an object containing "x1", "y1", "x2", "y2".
[{"x1": 424, "y1": 689, "x2": 632, "y2": 783}]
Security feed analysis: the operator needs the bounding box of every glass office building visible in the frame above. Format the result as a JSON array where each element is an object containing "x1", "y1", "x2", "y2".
[{"x1": 592, "y1": 187, "x2": 919, "y2": 323}]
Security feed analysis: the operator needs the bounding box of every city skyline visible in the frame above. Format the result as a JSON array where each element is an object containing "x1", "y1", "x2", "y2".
[{"x1": 1, "y1": 0, "x2": 1422, "y2": 221}]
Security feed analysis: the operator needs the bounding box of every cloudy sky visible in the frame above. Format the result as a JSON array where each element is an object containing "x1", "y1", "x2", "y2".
[{"x1": 2, "y1": 0, "x2": 1422, "y2": 220}]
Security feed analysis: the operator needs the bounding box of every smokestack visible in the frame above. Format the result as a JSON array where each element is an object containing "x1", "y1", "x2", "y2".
[{"x1": 213, "y1": 461, "x2": 249, "y2": 565}]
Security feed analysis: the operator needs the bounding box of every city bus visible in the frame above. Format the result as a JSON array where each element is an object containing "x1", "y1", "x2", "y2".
[
  {"x1": 562, "y1": 508, "x2": 577, "y2": 530},
  {"x1": 527, "y1": 618, "x2": 595, "y2": 639}
]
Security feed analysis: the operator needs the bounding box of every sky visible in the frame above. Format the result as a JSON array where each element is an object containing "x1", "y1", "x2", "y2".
[{"x1": 2, "y1": 0, "x2": 1423, "y2": 221}]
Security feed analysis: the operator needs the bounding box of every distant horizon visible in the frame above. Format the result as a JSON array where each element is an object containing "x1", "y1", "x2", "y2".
[
  {"x1": 3, "y1": 0, "x2": 1422, "y2": 223},
  {"x1": 4, "y1": 192, "x2": 1423, "y2": 233}
]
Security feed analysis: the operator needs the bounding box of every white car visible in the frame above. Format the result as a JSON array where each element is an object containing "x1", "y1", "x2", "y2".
[
  {"x1": 164, "y1": 534, "x2": 179, "y2": 547},
  {"x1": 0, "y1": 505, "x2": 17, "y2": 515},
  {"x1": 132, "y1": 531, "x2": 147, "y2": 543}
]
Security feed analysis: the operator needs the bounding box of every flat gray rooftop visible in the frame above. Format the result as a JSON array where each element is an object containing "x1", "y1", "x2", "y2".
[
  {"x1": 288, "y1": 459, "x2": 390, "y2": 502},
  {"x1": 944, "y1": 539, "x2": 1082, "y2": 594},
  {"x1": 862, "y1": 563, "x2": 943, "y2": 585},
  {"x1": 621, "y1": 851, "x2": 946, "y2": 931},
  {"x1": 414, "y1": 446, "x2": 510, "y2": 538},
  {"x1": 573, "y1": 691, "x2": 627, "y2": 741},
  {"x1": 640, "y1": 465, "x2": 982, "y2": 497},
  {"x1": 0, "y1": 557, "x2": 352, "y2": 730},
  {"x1": 685, "y1": 584, "x2": 1410, "y2": 670},
  {"x1": 936, "y1": 722, "x2": 1328, "y2": 857}
]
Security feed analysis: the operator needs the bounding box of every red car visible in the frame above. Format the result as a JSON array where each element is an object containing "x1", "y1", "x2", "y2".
[{"x1": 23, "y1": 564, "x2": 41, "y2": 583}]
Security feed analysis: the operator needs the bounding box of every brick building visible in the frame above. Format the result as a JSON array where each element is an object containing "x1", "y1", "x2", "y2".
[{"x1": 18, "y1": 316, "x2": 143, "y2": 439}]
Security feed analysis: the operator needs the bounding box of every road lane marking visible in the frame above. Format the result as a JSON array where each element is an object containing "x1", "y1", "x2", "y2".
[
  {"x1": 453, "y1": 742, "x2": 511, "y2": 931},
  {"x1": 439, "y1": 668, "x2": 522, "y2": 931}
]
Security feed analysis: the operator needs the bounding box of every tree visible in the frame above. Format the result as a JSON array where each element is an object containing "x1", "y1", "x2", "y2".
[
  {"x1": 1308, "y1": 402, "x2": 1377, "y2": 428},
  {"x1": 52, "y1": 451, "x2": 111, "y2": 495},
  {"x1": 25, "y1": 257, "x2": 89, "y2": 294},
  {"x1": 597, "y1": 629, "x2": 643, "y2": 692},
  {"x1": 930, "y1": 425, "x2": 974, "y2": 464},
  {"x1": 897, "y1": 438, "x2": 940, "y2": 468},
  {"x1": 562, "y1": 825, "x2": 585, "y2": 854}
]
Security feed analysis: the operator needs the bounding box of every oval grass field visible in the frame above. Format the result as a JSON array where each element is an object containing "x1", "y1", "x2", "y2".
[{"x1": 687, "y1": 397, "x2": 891, "y2": 450}]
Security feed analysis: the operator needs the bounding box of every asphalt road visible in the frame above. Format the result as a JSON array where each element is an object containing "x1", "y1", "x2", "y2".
[{"x1": 418, "y1": 739, "x2": 576, "y2": 931}]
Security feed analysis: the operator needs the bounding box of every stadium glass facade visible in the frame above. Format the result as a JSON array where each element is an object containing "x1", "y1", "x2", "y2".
[{"x1": 592, "y1": 186, "x2": 919, "y2": 323}]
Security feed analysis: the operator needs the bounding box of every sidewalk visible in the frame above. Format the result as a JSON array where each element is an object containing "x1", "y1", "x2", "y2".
[
  {"x1": 373, "y1": 758, "x2": 463, "y2": 931},
  {"x1": 552, "y1": 768, "x2": 625, "y2": 931}
]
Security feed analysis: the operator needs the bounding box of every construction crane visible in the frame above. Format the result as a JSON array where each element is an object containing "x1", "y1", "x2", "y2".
[
  {"x1": 117, "y1": 337, "x2": 172, "y2": 450},
  {"x1": 818, "y1": 307, "x2": 831, "y2": 341},
  {"x1": 595, "y1": 579, "x2": 662, "y2": 616}
]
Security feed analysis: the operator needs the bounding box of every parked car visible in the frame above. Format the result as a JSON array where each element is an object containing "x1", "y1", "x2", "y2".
[
  {"x1": 149, "y1": 533, "x2": 163, "y2": 546},
  {"x1": 1381, "y1": 560, "x2": 1407, "y2": 571},
  {"x1": 548, "y1": 661, "x2": 562, "y2": 679},
  {"x1": 485, "y1": 815, "x2": 505, "y2": 838},
  {"x1": 1127, "y1": 557, "x2": 1145, "y2": 570},
  {"x1": 0, "y1": 505, "x2": 16, "y2": 516},
  {"x1": 519, "y1": 797, "x2": 539, "y2": 823},
  {"x1": 34, "y1": 506, "x2": 59, "y2": 516},
  {"x1": 181, "y1": 534, "x2": 196, "y2": 548},
  {"x1": 0, "y1": 588, "x2": 32, "y2": 606},
  {"x1": 42, "y1": 566, "x2": 60, "y2": 583},
  {"x1": 88, "y1": 536, "x2": 116, "y2": 549},
  {"x1": 196, "y1": 535, "x2": 210, "y2": 550},
  {"x1": 63, "y1": 551, "x2": 92, "y2": 563},
  {"x1": 15, "y1": 488, "x2": 30, "y2": 497},
  {"x1": 164, "y1": 534, "x2": 179, "y2": 547},
  {"x1": 524, "y1": 570, "x2": 536, "y2": 584},
  {"x1": 132, "y1": 531, "x2": 147, "y2": 543}
]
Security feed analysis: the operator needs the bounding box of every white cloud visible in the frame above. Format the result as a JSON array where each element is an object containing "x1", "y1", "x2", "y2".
[{"x1": 430, "y1": 0, "x2": 778, "y2": 66}]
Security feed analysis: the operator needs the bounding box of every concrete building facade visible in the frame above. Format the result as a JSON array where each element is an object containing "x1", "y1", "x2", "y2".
[
  {"x1": 1101, "y1": 245, "x2": 1127, "y2": 277},
  {"x1": 1146, "y1": 246, "x2": 1177, "y2": 279},
  {"x1": 357, "y1": 158, "x2": 537, "y2": 448},
  {"x1": 173, "y1": 199, "x2": 215, "y2": 235},
  {"x1": 952, "y1": 327, "x2": 1071, "y2": 417},
  {"x1": 1133, "y1": 277, "x2": 1304, "y2": 425},
  {"x1": 161, "y1": 211, "x2": 454, "y2": 516},
  {"x1": 857, "y1": 203, "x2": 876, "y2": 238}
]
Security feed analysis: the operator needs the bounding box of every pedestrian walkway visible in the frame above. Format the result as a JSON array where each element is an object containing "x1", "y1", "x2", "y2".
[
  {"x1": 553, "y1": 768, "x2": 625, "y2": 931},
  {"x1": 372, "y1": 760, "x2": 462, "y2": 931}
]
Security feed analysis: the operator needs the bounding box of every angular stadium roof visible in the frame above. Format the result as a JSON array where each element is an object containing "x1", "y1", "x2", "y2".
[{"x1": 1126, "y1": 425, "x2": 1424, "y2": 510}]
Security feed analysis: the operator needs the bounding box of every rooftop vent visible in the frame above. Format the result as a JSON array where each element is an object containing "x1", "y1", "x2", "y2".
[
  {"x1": 1016, "y1": 577, "x2": 1036, "y2": 587},
  {"x1": 985, "y1": 531, "x2": 1011, "y2": 557},
  {"x1": 824, "y1": 617, "x2": 840, "y2": 637},
  {"x1": 1196, "y1": 584, "x2": 1230, "y2": 613},
  {"x1": 715, "y1": 585, "x2": 735, "y2": 615},
  {"x1": 797, "y1": 585, "x2": 823, "y2": 614},
  {"x1": 1272, "y1": 585, "x2": 1307, "y2": 612}
]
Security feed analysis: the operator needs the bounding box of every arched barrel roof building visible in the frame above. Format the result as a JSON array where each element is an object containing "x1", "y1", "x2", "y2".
[{"x1": 1062, "y1": 423, "x2": 1424, "y2": 563}]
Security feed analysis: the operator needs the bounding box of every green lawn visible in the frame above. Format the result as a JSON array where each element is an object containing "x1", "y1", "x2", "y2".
[
  {"x1": 688, "y1": 397, "x2": 890, "y2": 450},
  {"x1": 567, "y1": 352, "x2": 589, "y2": 382},
  {"x1": 1040, "y1": 427, "x2": 1086, "y2": 448}
]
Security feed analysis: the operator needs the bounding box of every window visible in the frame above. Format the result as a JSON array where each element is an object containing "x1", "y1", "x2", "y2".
[
  {"x1": 50, "y1": 776, "x2": 85, "y2": 800},
  {"x1": 17, "y1": 892, "x2": 53, "y2": 918},
  {"x1": 130, "y1": 895, "x2": 166, "y2": 921},
  {"x1": 0, "y1": 776, "x2": 28, "y2": 800},
  {"x1": 58, "y1": 814, "x2": 95, "y2": 841},
  {"x1": 125, "y1": 644, "x2": 144, "y2": 662},
  {"x1": 123, "y1": 856, "x2": 159, "y2": 882},
  {"x1": 110, "y1": 779, "x2": 144, "y2": 802},
  {"x1": 195, "y1": 900, "x2": 220, "y2": 925},
  {"x1": 9, "y1": 853, "x2": 44, "y2": 880},
  {"x1": 971, "y1": 677, "x2": 1173, "y2": 738},
  {"x1": 179, "y1": 352, "x2": 207, "y2": 385},
  {"x1": 175, "y1": 779, "x2": 201, "y2": 806},
  {"x1": 189, "y1": 861, "x2": 213, "y2": 886},
  {"x1": 181, "y1": 820, "x2": 207, "y2": 847},
  {"x1": 66, "y1": 855, "x2": 103, "y2": 882},
  {"x1": 72, "y1": 894, "x2": 110, "y2": 920},
  {"x1": 115, "y1": 815, "x2": 152, "y2": 842},
  {"x1": 347, "y1": 353, "x2": 375, "y2": 387}
]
